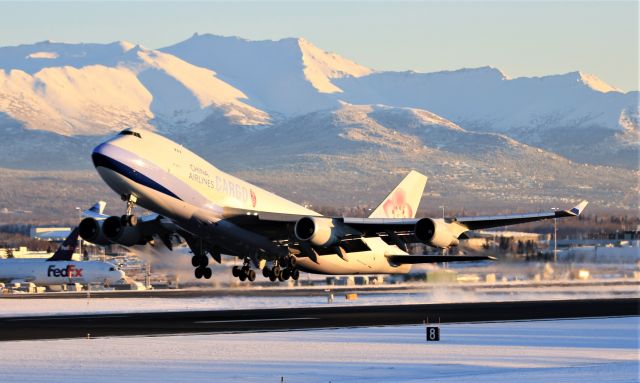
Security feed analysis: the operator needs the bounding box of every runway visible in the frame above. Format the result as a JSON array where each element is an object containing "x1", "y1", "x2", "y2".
[
  {"x1": 0, "y1": 298, "x2": 637, "y2": 341},
  {"x1": 1, "y1": 279, "x2": 637, "y2": 299}
]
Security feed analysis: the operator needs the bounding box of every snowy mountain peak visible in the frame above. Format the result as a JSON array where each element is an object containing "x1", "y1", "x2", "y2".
[
  {"x1": 461, "y1": 66, "x2": 507, "y2": 78},
  {"x1": 428, "y1": 66, "x2": 508, "y2": 81},
  {"x1": 116, "y1": 40, "x2": 137, "y2": 52},
  {"x1": 163, "y1": 34, "x2": 372, "y2": 96},
  {"x1": 297, "y1": 37, "x2": 372, "y2": 93},
  {"x1": 0, "y1": 40, "x2": 139, "y2": 74},
  {"x1": 574, "y1": 71, "x2": 621, "y2": 93}
]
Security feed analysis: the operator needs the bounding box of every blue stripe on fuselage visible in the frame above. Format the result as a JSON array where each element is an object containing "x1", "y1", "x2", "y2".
[{"x1": 92, "y1": 152, "x2": 182, "y2": 201}]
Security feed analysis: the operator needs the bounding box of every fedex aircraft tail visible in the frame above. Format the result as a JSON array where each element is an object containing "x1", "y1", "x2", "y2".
[
  {"x1": 47, "y1": 227, "x2": 80, "y2": 261},
  {"x1": 369, "y1": 170, "x2": 428, "y2": 219}
]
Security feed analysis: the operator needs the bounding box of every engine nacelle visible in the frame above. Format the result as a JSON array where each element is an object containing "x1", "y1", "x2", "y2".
[
  {"x1": 102, "y1": 215, "x2": 146, "y2": 247},
  {"x1": 78, "y1": 217, "x2": 110, "y2": 246},
  {"x1": 415, "y1": 218, "x2": 460, "y2": 249},
  {"x1": 294, "y1": 217, "x2": 346, "y2": 247}
]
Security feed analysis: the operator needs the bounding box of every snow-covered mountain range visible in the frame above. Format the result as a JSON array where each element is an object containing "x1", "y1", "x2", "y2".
[{"x1": 0, "y1": 34, "x2": 637, "y2": 213}]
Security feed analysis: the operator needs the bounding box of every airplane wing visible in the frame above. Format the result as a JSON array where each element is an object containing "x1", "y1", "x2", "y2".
[
  {"x1": 223, "y1": 200, "x2": 588, "y2": 247},
  {"x1": 452, "y1": 200, "x2": 589, "y2": 231},
  {"x1": 343, "y1": 200, "x2": 589, "y2": 238},
  {"x1": 221, "y1": 207, "x2": 302, "y2": 240},
  {"x1": 83, "y1": 200, "x2": 586, "y2": 260}
]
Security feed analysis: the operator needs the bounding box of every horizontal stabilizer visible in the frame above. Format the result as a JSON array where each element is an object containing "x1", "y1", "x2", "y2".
[{"x1": 387, "y1": 255, "x2": 496, "y2": 264}]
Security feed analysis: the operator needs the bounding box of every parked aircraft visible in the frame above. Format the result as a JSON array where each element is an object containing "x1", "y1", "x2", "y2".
[
  {"x1": 0, "y1": 221, "x2": 125, "y2": 287},
  {"x1": 79, "y1": 129, "x2": 588, "y2": 282}
]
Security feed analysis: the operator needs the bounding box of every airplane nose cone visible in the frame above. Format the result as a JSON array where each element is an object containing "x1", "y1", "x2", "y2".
[{"x1": 91, "y1": 143, "x2": 111, "y2": 169}]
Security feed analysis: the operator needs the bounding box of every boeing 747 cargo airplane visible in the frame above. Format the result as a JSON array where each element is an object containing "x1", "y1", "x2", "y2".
[{"x1": 79, "y1": 128, "x2": 588, "y2": 282}]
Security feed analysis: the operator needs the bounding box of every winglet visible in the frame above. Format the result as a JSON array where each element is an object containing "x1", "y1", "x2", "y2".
[
  {"x1": 569, "y1": 200, "x2": 589, "y2": 215},
  {"x1": 567, "y1": 200, "x2": 588, "y2": 216}
]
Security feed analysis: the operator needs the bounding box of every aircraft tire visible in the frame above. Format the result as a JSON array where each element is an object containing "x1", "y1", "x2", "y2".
[
  {"x1": 247, "y1": 270, "x2": 256, "y2": 282},
  {"x1": 292, "y1": 269, "x2": 300, "y2": 281},
  {"x1": 268, "y1": 270, "x2": 277, "y2": 282},
  {"x1": 203, "y1": 267, "x2": 212, "y2": 279},
  {"x1": 232, "y1": 266, "x2": 240, "y2": 277},
  {"x1": 281, "y1": 268, "x2": 291, "y2": 280},
  {"x1": 194, "y1": 267, "x2": 203, "y2": 279},
  {"x1": 262, "y1": 268, "x2": 269, "y2": 278},
  {"x1": 200, "y1": 256, "x2": 209, "y2": 267},
  {"x1": 277, "y1": 272, "x2": 285, "y2": 282},
  {"x1": 191, "y1": 256, "x2": 200, "y2": 267},
  {"x1": 239, "y1": 272, "x2": 247, "y2": 282}
]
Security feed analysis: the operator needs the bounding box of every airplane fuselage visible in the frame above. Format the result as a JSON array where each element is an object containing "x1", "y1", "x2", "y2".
[{"x1": 0, "y1": 259, "x2": 125, "y2": 286}]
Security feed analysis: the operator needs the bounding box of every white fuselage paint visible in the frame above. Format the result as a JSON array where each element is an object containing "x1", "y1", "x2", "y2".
[
  {"x1": 0, "y1": 259, "x2": 125, "y2": 286},
  {"x1": 92, "y1": 130, "x2": 411, "y2": 275}
]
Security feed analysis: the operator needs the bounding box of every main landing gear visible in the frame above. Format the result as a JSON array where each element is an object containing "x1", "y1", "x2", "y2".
[
  {"x1": 262, "y1": 258, "x2": 300, "y2": 282},
  {"x1": 232, "y1": 261, "x2": 256, "y2": 282},
  {"x1": 192, "y1": 253, "x2": 212, "y2": 279},
  {"x1": 231, "y1": 257, "x2": 300, "y2": 283}
]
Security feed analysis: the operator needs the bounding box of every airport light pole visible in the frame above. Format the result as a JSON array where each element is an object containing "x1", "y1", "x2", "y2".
[
  {"x1": 551, "y1": 208, "x2": 558, "y2": 262},
  {"x1": 75, "y1": 207, "x2": 82, "y2": 260}
]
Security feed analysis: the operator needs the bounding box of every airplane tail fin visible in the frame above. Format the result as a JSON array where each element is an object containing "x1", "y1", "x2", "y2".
[
  {"x1": 87, "y1": 201, "x2": 107, "y2": 215},
  {"x1": 82, "y1": 201, "x2": 108, "y2": 220},
  {"x1": 369, "y1": 170, "x2": 428, "y2": 219},
  {"x1": 47, "y1": 227, "x2": 80, "y2": 261}
]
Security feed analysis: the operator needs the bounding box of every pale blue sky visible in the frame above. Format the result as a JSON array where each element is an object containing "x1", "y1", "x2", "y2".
[{"x1": 1, "y1": 1, "x2": 637, "y2": 91}]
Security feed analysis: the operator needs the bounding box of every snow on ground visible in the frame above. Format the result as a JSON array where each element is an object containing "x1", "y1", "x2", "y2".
[
  {"x1": 0, "y1": 317, "x2": 637, "y2": 382},
  {"x1": 1, "y1": 284, "x2": 637, "y2": 317}
]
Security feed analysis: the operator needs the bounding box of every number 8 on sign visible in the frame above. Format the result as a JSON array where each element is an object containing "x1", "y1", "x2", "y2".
[{"x1": 426, "y1": 326, "x2": 440, "y2": 341}]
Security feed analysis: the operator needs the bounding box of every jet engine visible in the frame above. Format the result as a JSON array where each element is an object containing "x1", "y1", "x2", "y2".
[
  {"x1": 294, "y1": 217, "x2": 349, "y2": 247},
  {"x1": 414, "y1": 218, "x2": 460, "y2": 249},
  {"x1": 78, "y1": 217, "x2": 110, "y2": 246},
  {"x1": 102, "y1": 215, "x2": 147, "y2": 247}
]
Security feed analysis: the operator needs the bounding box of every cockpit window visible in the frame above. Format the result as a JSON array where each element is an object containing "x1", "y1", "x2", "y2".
[
  {"x1": 109, "y1": 267, "x2": 115, "y2": 271},
  {"x1": 119, "y1": 130, "x2": 142, "y2": 139}
]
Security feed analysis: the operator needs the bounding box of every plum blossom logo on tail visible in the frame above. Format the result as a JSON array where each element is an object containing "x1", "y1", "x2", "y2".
[
  {"x1": 382, "y1": 189, "x2": 413, "y2": 218},
  {"x1": 250, "y1": 189, "x2": 257, "y2": 208}
]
